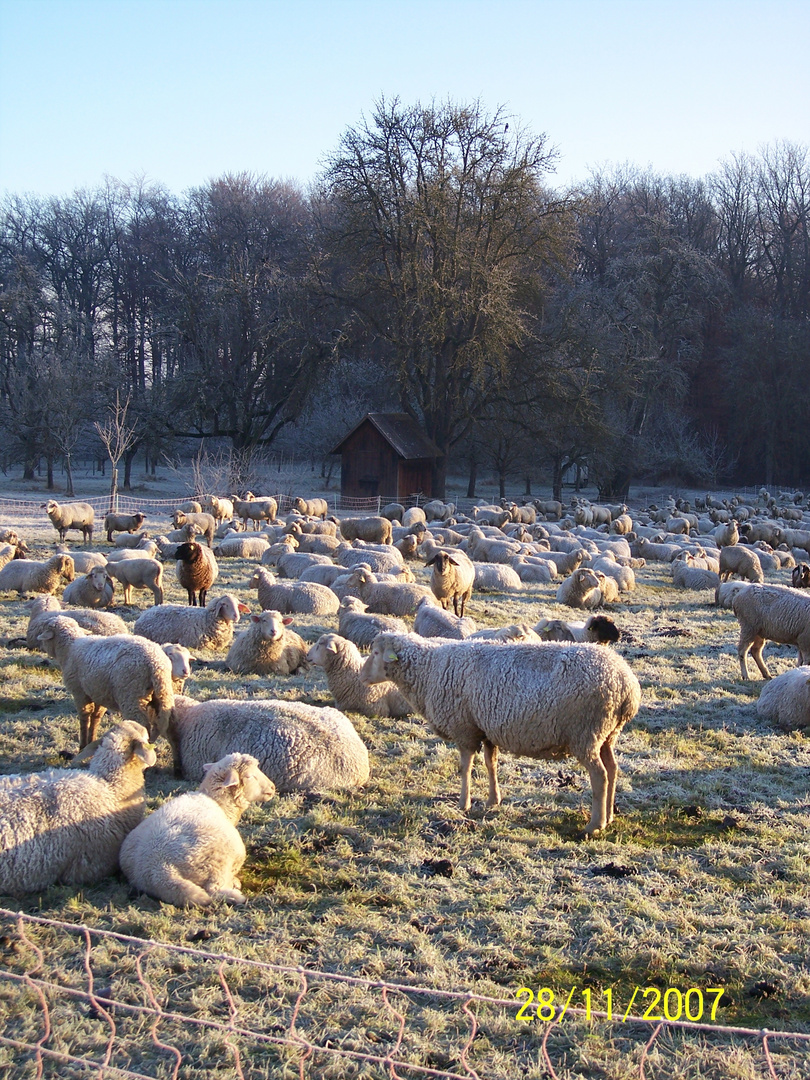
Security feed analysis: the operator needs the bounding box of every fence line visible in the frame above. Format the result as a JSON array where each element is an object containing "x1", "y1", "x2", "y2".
[{"x1": 0, "y1": 908, "x2": 807, "y2": 1079}]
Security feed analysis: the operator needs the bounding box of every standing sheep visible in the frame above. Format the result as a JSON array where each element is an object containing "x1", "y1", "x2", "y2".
[
  {"x1": 225, "y1": 610, "x2": 308, "y2": 676},
  {"x1": 171, "y1": 511, "x2": 216, "y2": 547},
  {"x1": 104, "y1": 511, "x2": 146, "y2": 543},
  {"x1": 339, "y1": 516, "x2": 393, "y2": 545},
  {"x1": 119, "y1": 753, "x2": 275, "y2": 907},
  {"x1": 426, "y1": 550, "x2": 475, "y2": 616},
  {"x1": 307, "y1": 633, "x2": 412, "y2": 717},
  {"x1": 292, "y1": 497, "x2": 329, "y2": 519},
  {"x1": 719, "y1": 546, "x2": 765, "y2": 584},
  {"x1": 42, "y1": 500, "x2": 95, "y2": 543},
  {"x1": 0, "y1": 721, "x2": 156, "y2": 896},
  {"x1": 732, "y1": 583, "x2": 810, "y2": 679},
  {"x1": 107, "y1": 557, "x2": 164, "y2": 606},
  {"x1": 175, "y1": 541, "x2": 219, "y2": 606},
  {"x1": 361, "y1": 633, "x2": 641, "y2": 835}
]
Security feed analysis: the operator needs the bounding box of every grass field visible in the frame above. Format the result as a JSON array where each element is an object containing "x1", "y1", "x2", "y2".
[{"x1": 0, "y1": 488, "x2": 808, "y2": 1079}]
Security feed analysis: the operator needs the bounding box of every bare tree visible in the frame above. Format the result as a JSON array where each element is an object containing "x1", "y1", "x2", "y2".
[{"x1": 94, "y1": 392, "x2": 138, "y2": 511}]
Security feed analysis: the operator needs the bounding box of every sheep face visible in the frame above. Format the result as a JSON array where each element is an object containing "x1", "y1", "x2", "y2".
[
  {"x1": 252, "y1": 610, "x2": 292, "y2": 640},
  {"x1": 306, "y1": 633, "x2": 341, "y2": 667},
  {"x1": 214, "y1": 595, "x2": 249, "y2": 624},
  {"x1": 201, "y1": 752, "x2": 276, "y2": 808},
  {"x1": 162, "y1": 643, "x2": 192, "y2": 684}
]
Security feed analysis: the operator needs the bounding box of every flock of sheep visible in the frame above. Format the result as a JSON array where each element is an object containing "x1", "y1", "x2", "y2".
[{"x1": 0, "y1": 485, "x2": 808, "y2": 909}]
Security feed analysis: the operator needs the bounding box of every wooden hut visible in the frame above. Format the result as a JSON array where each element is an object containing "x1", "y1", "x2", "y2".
[{"x1": 331, "y1": 413, "x2": 443, "y2": 501}]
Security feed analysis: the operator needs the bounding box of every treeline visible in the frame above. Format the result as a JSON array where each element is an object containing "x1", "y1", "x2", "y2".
[{"x1": 1, "y1": 99, "x2": 808, "y2": 499}]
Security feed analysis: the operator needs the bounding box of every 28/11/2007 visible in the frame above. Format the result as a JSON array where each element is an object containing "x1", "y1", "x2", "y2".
[{"x1": 515, "y1": 985, "x2": 726, "y2": 1023}]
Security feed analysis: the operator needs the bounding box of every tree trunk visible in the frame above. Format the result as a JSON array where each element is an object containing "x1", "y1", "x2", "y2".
[
  {"x1": 46, "y1": 456, "x2": 54, "y2": 490},
  {"x1": 109, "y1": 467, "x2": 119, "y2": 513},
  {"x1": 466, "y1": 459, "x2": 477, "y2": 499},
  {"x1": 431, "y1": 457, "x2": 447, "y2": 500},
  {"x1": 498, "y1": 470, "x2": 506, "y2": 499},
  {"x1": 552, "y1": 456, "x2": 563, "y2": 504},
  {"x1": 65, "y1": 456, "x2": 75, "y2": 497},
  {"x1": 524, "y1": 475, "x2": 532, "y2": 497}
]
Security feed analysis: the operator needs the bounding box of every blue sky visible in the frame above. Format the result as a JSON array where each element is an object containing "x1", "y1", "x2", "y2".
[{"x1": 1, "y1": 0, "x2": 808, "y2": 197}]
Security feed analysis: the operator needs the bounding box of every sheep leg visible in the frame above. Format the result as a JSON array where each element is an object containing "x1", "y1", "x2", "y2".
[
  {"x1": 749, "y1": 637, "x2": 771, "y2": 679},
  {"x1": 737, "y1": 629, "x2": 759, "y2": 680},
  {"x1": 600, "y1": 735, "x2": 620, "y2": 824},
  {"x1": 78, "y1": 702, "x2": 95, "y2": 749},
  {"x1": 458, "y1": 747, "x2": 476, "y2": 811},
  {"x1": 483, "y1": 739, "x2": 501, "y2": 807},
  {"x1": 153, "y1": 867, "x2": 214, "y2": 907},
  {"x1": 582, "y1": 753, "x2": 610, "y2": 836}
]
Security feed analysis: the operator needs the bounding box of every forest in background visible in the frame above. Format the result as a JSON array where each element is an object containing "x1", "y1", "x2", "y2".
[{"x1": 1, "y1": 99, "x2": 808, "y2": 500}]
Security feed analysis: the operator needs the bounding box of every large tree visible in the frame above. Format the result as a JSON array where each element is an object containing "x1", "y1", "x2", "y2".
[{"x1": 318, "y1": 97, "x2": 571, "y2": 496}]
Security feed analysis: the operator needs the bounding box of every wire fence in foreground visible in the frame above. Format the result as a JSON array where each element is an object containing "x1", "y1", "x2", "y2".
[{"x1": 0, "y1": 909, "x2": 807, "y2": 1080}]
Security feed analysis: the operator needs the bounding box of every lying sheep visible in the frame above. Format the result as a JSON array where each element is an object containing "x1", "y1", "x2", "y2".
[
  {"x1": 338, "y1": 516, "x2": 393, "y2": 545},
  {"x1": 535, "y1": 615, "x2": 620, "y2": 644},
  {"x1": 298, "y1": 563, "x2": 349, "y2": 588},
  {"x1": 361, "y1": 633, "x2": 641, "y2": 835},
  {"x1": 38, "y1": 616, "x2": 176, "y2": 750},
  {"x1": 413, "y1": 595, "x2": 476, "y2": 640},
  {"x1": 0, "y1": 552, "x2": 74, "y2": 596},
  {"x1": 337, "y1": 544, "x2": 404, "y2": 574},
  {"x1": 276, "y1": 551, "x2": 334, "y2": 579},
  {"x1": 42, "y1": 499, "x2": 94, "y2": 543},
  {"x1": 250, "y1": 567, "x2": 340, "y2": 615},
  {"x1": 170, "y1": 695, "x2": 370, "y2": 790},
  {"x1": 511, "y1": 555, "x2": 557, "y2": 584},
  {"x1": 755, "y1": 668, "x2": 810, "y2": 731},
  {"x1": 468, "y1": 624, "x2": 543, "y2": 642},
  {"x1": 134, "y1": 594, "x2": 248, "y2": 652},
  {"x1": 426, "y1": 549, "x2": 475, "y2": 616},
  {"x1": 225, "y1": 609, "x2": 308, "y2": 676},
  {"x1": 719, "y1": 546, "x2": 764, "y2": 584},
  {"x1": 119, "y1": 753, "x2": 275, "y2": 907},
  {"x1": 792, "y1": 563, "x2": 810, "y2": 588},
  {"x1": 55, "y1": 545, "x2": 106, "y2": 574},
  {"x1": 107, "y1": 557, "x2": 164, "y2": 606},
  {"x1": 671, "y1": 560, "x2": 721, "y2": 591},
  {"x1": 465, "y1": 524, "x2": 522, "y2": 565},
  {"x1": 172, "y1": 510, "x2": 216, "y2": 547},
  {"x1": 542, "y1": 549, "x2": 585, "y2": 576},
  {"x1": 339, "y1": 566, "x2": 434, "y2": 615},
  {"x1": 213, "y1": 534, "x2": 270, "y2": 559},
  {"x1": 104, "y1": 511, "x2": 146, "y2": 543},
  {"x1": 732, "y1": 583, "x2": 810, "y2": 679},
  {"x1": 162, "y1": 643, "x2": 192, "y2": 692},
  {"x1": 62, "y1": 565, "x2": 115, "y2": 609},
  {"x1": 472, "y1": 563, "x2": 523, "y2": 593},
  {"x1": 338, "y1": 595, "x2": 409, "y2": 649},
  {"x1": 556, "y1": 567, "x2": 603, "y2": 609},
  {"x1": 307, "y1": 633, "x2": 412, "y2": 717},
  {"x1": 26, "y1": 595, "x2": 128, "y2": 648},
  {"x1": 591, "y1": 556, "x2": 635, "y2": 592},
  {"x1": 0, "y1": 721, "x2": 156, "y2": 896}
]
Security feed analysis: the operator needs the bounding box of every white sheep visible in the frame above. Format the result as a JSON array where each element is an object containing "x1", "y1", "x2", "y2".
[
  {"x1": 171, "y1": 510, "x2": 216, "y2": 547},
  {"x1": 426, "y1": 549, "x2": 475, "y2": 616},
  {"x1": 534, "y1": 615, "x2": 620, "y2": 644},
  {"x1": 26, "y1": 595, "x2": 128, "y2": 648},
  {"x1": 107, "y1": 556, "x2": 164, "y2": 605},
  {"x1": 231, "y1": 493, "x2": 278, "y2": 529},
  {"x1": 339, "y1": 566, "x2": 434, "y2": 615},
  {"x1": 413, "y1": 595, "x2": 476, "y2": 640},
  {"x1": 38, "y1": 615, "x2": 176, "y2": 752},
  {"x1": 0, "y1": 553, "x2": 75, "y2": 596},
  {"x1": 199, "y1": 495, "x2": 235, "y2": 523},
  {"x1": 510, "y1": 555, "x2": 557, "y2": 584},
  {"x1": 104, "y1": 511, "x2": 146, "y2": 543},
  {"x1": 337, "y1": 544, "x2": 405, "y2": 574},
  {"x1": 472, "y1": 563, "x2": 523, "y2": 593},
  {"x1": 292, "y1": 496, "x2": 329, "y2": 519},
  {"x1": 213, "y1": 534, "x2": 271, "y2": 559},
  {"x1": 468, "y1": 623, "x2": 543, "y2": 642},
  {"x1": 106, "y1": 539, "x2": 159, "y2": 560},
  {"x1": 0, "y1": 721, "x2": 156, "y2": 896},
  {"x1": 170, "y1": 695, "x2": 370, "y2": 791},
  {"x1": 276, "y1": 550, "x2": 335, "y2": 578},
  {"x1": 719, "y1": 546, "x2": 764, "y2": 584},
  {"x1": 225, "y1": 609, "x2": 308, "y2": 675},
  {"x1": 590, "y1": 555, "x2": 636, "y2": 592},
  {"x1": 162, "y1": 643, "x2": 192, "y2": 692},
  {"x1": 119, "y1": 752, "x2": 275, "y2": 907},
  {"x1": 42, "y1": 499, "x2": 95, "y2": 543},
  {"x1": 307, "y1": 633, "x2": 412, "y2": 717},
  {"x1": 402, "y1": 506, "x2": 427, "y2": 528},
  {"x1": 556, "y1": 567, "x2": 603, "y2": 609},
  {"x1": 338, "y1": 516, "x2": 393, "y2": 545},
  {"x1": 133, "y1": 594, "x2": 248, "y2": 652},
  {"x1": 361, "y1": 633, "x2": 641, "y2": 835},
  {"x1": 250, "y1": 567, "x2": 340, "y2": 615},
  {"x1": 62, "y1": 566, "x2": 115, "y2": 609},
  {"x1": 671, "y1": 560, "x2": 721, "y2": 591},
  {"x1": 714, "y1": 580, "x2": 751, "y2": 609},
  {"x1": 55, "y1": 545, "x2": 107, "y2": 574},
  {"x1": 465, "y1": 524, "x2": 522, "y2": 565},
  {"x1": 338, "y1": 595, "x2": 409, "y2": 649},
  {"x1": 732, "y1": 583, "x2": 810, "y2": 679},
  {"x1": 755, "y1": 668, "x2": 810, "y2": 731}
]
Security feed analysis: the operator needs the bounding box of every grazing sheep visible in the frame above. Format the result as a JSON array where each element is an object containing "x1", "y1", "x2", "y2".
[
  {"x1": 719, "y1": 546, "x2": 764, "y2": 584},
  {"x1": 119, "y1": 752, "x2": 275, "y2": 907},
  {"x1": 171, "y1": 511, "x2": 216, "y2": 547},
  {"x1": 134, "y1": 594, "x2": 248, "y2": 652},
  {"x1": 426, "y1": 549, "x2": 475, "y2": 616},
  {"x1": 104, "y1": 511, "x2": 146, "y2": 543},
  {"x1": 338, "y1": 516, "x2": 393, "y2": 545},
  {"x1": 307, "y1": 633, "x2": 412, "y2": 717},
  {"x1": 38, "y1": 616, "x2": 175, "y2": 750},
  {"x1": 231, "y1": 494, "x2": 278, "y2": 529},
  {"x1": 213, "y1": 534, "x2": 270, "y2": 559},
  {"x1": 292, "y1": 496, "x2": 328, "y2": 519},
  {"x1": 361, "y1": 633, "x2": 641, "y2": 835},
  {"x1": 62, "y1": 565, "x2": 115, "y2": 609},
  {"x1": 170, "y1": 695, "x2": 370, "y2": 791},
  {"x1": 556, "y1": 567, "x2": 603, "y2": 609},
  {"x1": 107, "y1": 557, "x2": 164, "y2": 606},
  {"x1": 534, "y1": 615, "x2": 620, "y2": 644},
  {"x1": 339, "y1": 566, "x2": 434, "y2": 615},
  {"x1": 732, "y1": 583, "x2": 810, "y2": 679},
  {"x1": 225, "y1": 610, "x2": 308, "y2": 676},
  {"x1": 714, "y1": 580, "x2": 751, "y2": 609},
  {"x1": 26, "y1": 596, "x2": 128, "y2": 648},
  {"x1": 383, "y1": 503, "x2": 405, "y2": 522},
  {"x1": 42, "y1": 500, "x2": 94, "y2": 543},
  {"x1": 0, "y1": 721, "x2": 156, "y2": 896},
  {"x1": 413, "y1": 595, "x2": 476, "y2": 640},
  {"x1": 755, "y1": 668, "x2": 810, "y2": 731},
  {"x1": 338, "y1": 595, "x2": 409, "y2": 649},
  {"x1": 250, "y1": 567, "x2": 340, "y2": 616},
  {"x1": 0, "y1": 553, "x2": 74, "y2": 596},
  {"x1": 175, "y1": 541, "x2": 219, "y2": 606}
]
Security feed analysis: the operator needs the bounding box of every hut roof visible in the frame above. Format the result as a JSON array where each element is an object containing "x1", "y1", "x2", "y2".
[{"x1": 331, "y1": 413, "x2": 442, "y2": 460}]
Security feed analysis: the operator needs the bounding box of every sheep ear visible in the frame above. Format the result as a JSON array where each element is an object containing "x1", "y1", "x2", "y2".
[
  {"x1": 203, "y1": 762, "x2": 214, "y2": 772},
  {"x1": 132, "y1": 741, "x2": 154, "y2": 765},
  {"x1": 384, "y1": 649, "x2": 399, "y2": 663},
  {"x1": 282, "y1": 616, "x2": 293, "y2": 626},
  {"x1": 221, "y1": 768, "x2": 241, "y2": 790},
  {"x1": 238, "y1": 603, "x2": 251, "y2": 614},
  {"x1": 425, "y1": 555, "x2": 437, "y2": 566},
  {"x1": 72, "y1": 738, "x2": 102, "y2": 763},
  {"x1": 250, "y1": 614, "x2": 261, "y2": 623}
]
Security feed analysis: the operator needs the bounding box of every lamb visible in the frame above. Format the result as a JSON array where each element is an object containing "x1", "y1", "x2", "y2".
[
  {"x1": 212, "y1": 534, "x2": 270, "y2": 559},
  {"x1": 292, "y1": 496, "x2": 328, "y2": 519},
  {"x1": 755, "y1": 668, "x2": 810, "y2": 731},
  {"x1": 719, "y1": 545, "x2": 764, "y2": 584},
  {"x1": 413, "y1": 594, "x2": 476, "y2": 640},
  {"x1": 534, "y1": 615, "x2": 620, "y2": 644},
  {"x1": 26, "y1": 595, "x2": 128, "y2": 648},
  {"x1": 472, "y1": 562, "x2": 523, "y2": 592},
  {"x1": 175, "y1": 541, "x2": 219, "y2": 606},
  {"x1": 307, "y1": 633, "x2": 412, "y2": 717},
  {"x1": 732, "y1": 583, "x2": 810, "y2": 679},
  {"x1": 395, "y1": 534, "x2": 420, "y2": 560},
  {"x1": 171, "y1": 510, "x2": 216, "y2": 547},
  {"x1": 361, "y1": 633, "x2": 641, "y2": 835},
  {"x1": 0, "y1": 721, "x2": 156, "y2": 896},
  {"x1": 338, "y1": 516, "x2": 393, "y2": 545},
  {"x1": 119, "y1": 753, "x2": 275, "y2": 907},
  {"x1": 104, "y1": 511, "x2": 146, "y2": 543},
  {"x1": 225, "y1": 610, "x2": 308, "y2": 676},
  {"x1": 338, "y1": 595, "x2": 409, "y2": 649},
  {"x1": 339, "y1": 566, "x2": 434, "y2": 615},
  {"x1": 594, "y1": 570, "x2": 620, "y2": 604},
  {"x1": 250, "y1": 567, "x2": 340, "y2": 615},
  {"x1": 231, "y1": 494, "x2": 278, "y2": 529},
  {"x1": 170, "y1": 695, "x2": 370, "y2": 791},
  {"x1": 134, "y1": 594, "x2": 248, "y2": 652},
  {"x1": 107, "y1": 557, "x2": 164, "y2": 606},
  {"x1": 42, "y1": 499, "x2": 94, "y2": 543},
  {"x1": 38, "y1": 616, "x2": 175, "y2": 750},
  {"x1": 62, "y1": 565, "x2": 115, "y2": 609},
  {"x1": 426, "y1": 549, "x2": 475, "y2": 617},
  {"x1": 555, "y1": 567, "x2": 604, "y2": 609},
  {"x1": 0, "y1": 552, "x2": 74, "y2": 596}
]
